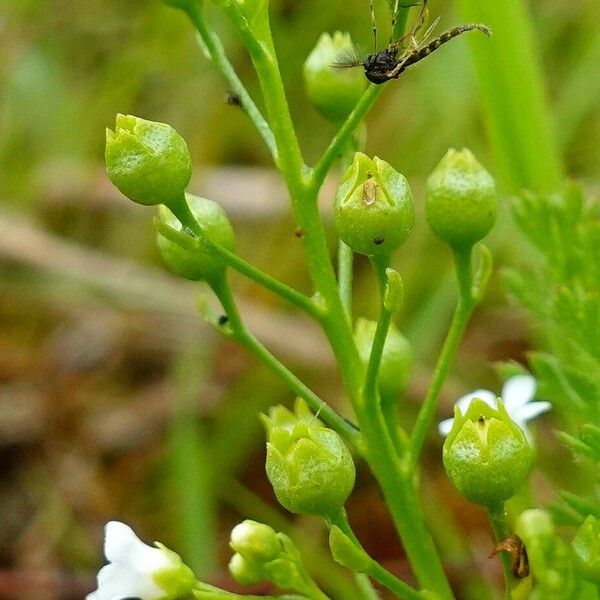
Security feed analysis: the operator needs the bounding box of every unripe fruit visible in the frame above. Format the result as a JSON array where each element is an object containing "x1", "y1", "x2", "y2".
[
  {"x1": 426, "y1": 148, "x2": 497, "y2": 249},
  {"x1": 155, "y1": 194, "x2": 235, "y2": 283},
  {"x1": 443, "y1": 398, "x2": 533, "y2": 507},
  {"x1": 335, "y1": 153, "x2": 415, "y2": 256},
  {"x1": 304, "y1": 32, "x2": 367, "y2": 123},
  {"x1": 106, "y1": 114, "x2": 192, "y2": 207}
]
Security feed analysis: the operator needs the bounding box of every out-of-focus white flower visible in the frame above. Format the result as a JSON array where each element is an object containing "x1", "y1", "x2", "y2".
[
  {"x1": 87, "y1": 521, "x2": 195, "y2": 600},
  {"x1": 438, "y1": 374, "x2": 551, "y2": 442}
]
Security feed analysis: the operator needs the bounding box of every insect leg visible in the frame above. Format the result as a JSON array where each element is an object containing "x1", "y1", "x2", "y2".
[
  {"x1": 387, "y1": 22, "x2": 490, "y2": 79},
  {"x1": 370, "y1": 0, "x2": 377, "y2": 51}
]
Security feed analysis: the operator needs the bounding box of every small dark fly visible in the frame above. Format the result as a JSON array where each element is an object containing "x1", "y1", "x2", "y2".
[{"x1": 335, "y1": 0, "x2": 491, "y2": 85}]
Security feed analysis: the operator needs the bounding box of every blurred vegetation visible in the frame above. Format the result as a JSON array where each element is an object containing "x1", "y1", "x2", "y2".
[{"x1": 0, "y1": 0, "x2": 598, "y2": 599}]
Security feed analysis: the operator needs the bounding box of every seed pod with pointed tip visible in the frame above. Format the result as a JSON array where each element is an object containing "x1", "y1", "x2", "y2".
[{"x1": 335, "y1": 153, "x2": 415, "y2": 256}]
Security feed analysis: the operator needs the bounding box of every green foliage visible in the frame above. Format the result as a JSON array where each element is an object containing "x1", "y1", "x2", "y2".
[{"x1": 509, "y1": 185, "x2": 600, "y2": 596}]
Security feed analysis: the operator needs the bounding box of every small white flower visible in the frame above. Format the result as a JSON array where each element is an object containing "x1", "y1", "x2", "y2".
[
  {"x1": 87, "y1": 521, "x2": 194, "y2": 600},
  {"x1": 438, "y1": 374, "x2": 551, "y2": 441}
]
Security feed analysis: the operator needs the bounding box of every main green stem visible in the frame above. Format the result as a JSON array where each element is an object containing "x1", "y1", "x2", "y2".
[{"x1": 219, "y1": 5, "x2": 453, "y2": 597}]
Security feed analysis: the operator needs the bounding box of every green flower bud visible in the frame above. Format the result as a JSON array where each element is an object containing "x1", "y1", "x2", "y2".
[
  {"x1": 355, "y1": 318, "x2": 413, "y2": 400},
  {"x1": 228, "y1": 552, "x2": 264, "y2": 586},
  {"x1": 105, "y1": 114, "x2": 192, "y2": 207},
  {"x1": 262, "y1": 399, "x2": 355, "y2": 517},
  {"x1": 303, "y1": 32, "x2": 367, "y2": 123},
  {"x1": 425, "y1": 148, "x2": 497, "y2": 249},
  {"x1": 334, "y1": 153, "x2": 415, "y2": 256},
  {"x1": 155, "y1": 194, "x2": 235, "y2": 282},
  {"x1": 572, "y1": 515, "x2": 600, "y2": 584},
  {"x1": 443, "y1": 398, "x2": 533, "y2": 507},
  {"x1": 230, "y1": 520, "x2": 281, "y2": 563}
]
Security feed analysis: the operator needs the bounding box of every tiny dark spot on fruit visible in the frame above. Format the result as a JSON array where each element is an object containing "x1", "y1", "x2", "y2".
[
  {"x1": 294, "y1": 226, "x2": 303, "y2": 238},
  {"x1": 374, "y1": 236, "x2": 385, "y2": 245},
  {"x1": 218, "y1": 315, "x2": 229, "y2": 326},
  {"x1": 478, "y1": 415, "x2": 485, "y2": 424}
]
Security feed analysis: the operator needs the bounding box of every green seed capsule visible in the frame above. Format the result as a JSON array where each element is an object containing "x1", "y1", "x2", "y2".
[
  {"x1": 262, "y1": 399, "x2": 355, "y2": 518},
  {"x1": 106, "y1": 114, "x2": 192, "y2": 207},
  {"x1": 426, "y1": 148, "x2": 497, "y2": 249},
  {"x1": 443, "y1": 398, "x2": 533, "y2": 507},
  {"x1": 303, "y1": 32, "x2": 367, "y2": 123},
  {"x1": 155, "y1": 194, "x2": 235, "y2": 283},
  {"x1": 334, "y1": 153, "x2": 415, "y2": 256}
]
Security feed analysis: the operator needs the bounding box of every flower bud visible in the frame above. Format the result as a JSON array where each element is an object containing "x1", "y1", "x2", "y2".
[
  {"x1": 303, "y1": 32, "x2": 367, "y2": 123},
  {"x1": 443, "y1": 398, "x2": 533, "y2": 507},
  {"x1": 355, "y1": 318, "x2": 412, "y2": 400},
  {"x1": 228, "y1": 552, "x2": 264, "y2": 586},
  {"x1": 572, "y1": 515, "x2": 600, "y2": 584},
  {"x1": 155, "y1": 194, "x2": 235, "y2": 282},
  {"x1": 262, "y1": 399, "x2": 355, "y2": 517},
  {"x1": 106, "y1": 114, "x2": 192, "y2": 207},
  {"x1": 334, "y1": 153, "x2": 415, "y2": 256},
  {"x1": 425, "y1": 148, "x2": 497, "y2": 249},
  {"x1": 230, "y1": 520, "x2": 281, "y2": 563}
]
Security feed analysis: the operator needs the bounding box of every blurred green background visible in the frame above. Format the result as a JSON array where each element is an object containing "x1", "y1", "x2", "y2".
[{"x1": 0, "y1": 0, "x2": 598, "y2": 599}]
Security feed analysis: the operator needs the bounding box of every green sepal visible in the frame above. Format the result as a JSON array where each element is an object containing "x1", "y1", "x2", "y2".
[
  {"x1": 328, "y1": 525, "x2": 370, "y2": 573},
  {"x1": 383, "y1": 268, "x2": 404, "y2": 313},
  {"x1": 152, "y1": 543, "x2": 196, "y2": 599},
  {"x1": 334, "y1": 153, "x2": 415, "y2": 256}
]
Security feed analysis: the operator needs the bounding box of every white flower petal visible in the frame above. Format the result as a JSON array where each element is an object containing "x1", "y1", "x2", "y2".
[
  {"x1": 456, "y1": 389, "x2": 496, "y2": 413},
  {"x1": 502, "y1": 375, "x2": 536, "y2": 411},
  {"x1": 96, "y1": 563, "x2": 164, "y2": 600},
  {"x1": 514, "y1": 401, "x2": 552, "y2": 425},
  {"x1": 104, "y1": 521, "x2": 169, "y2": 573},
  {"x1": 438, "y1": 418, "x2": 455, "y2": 437}
]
